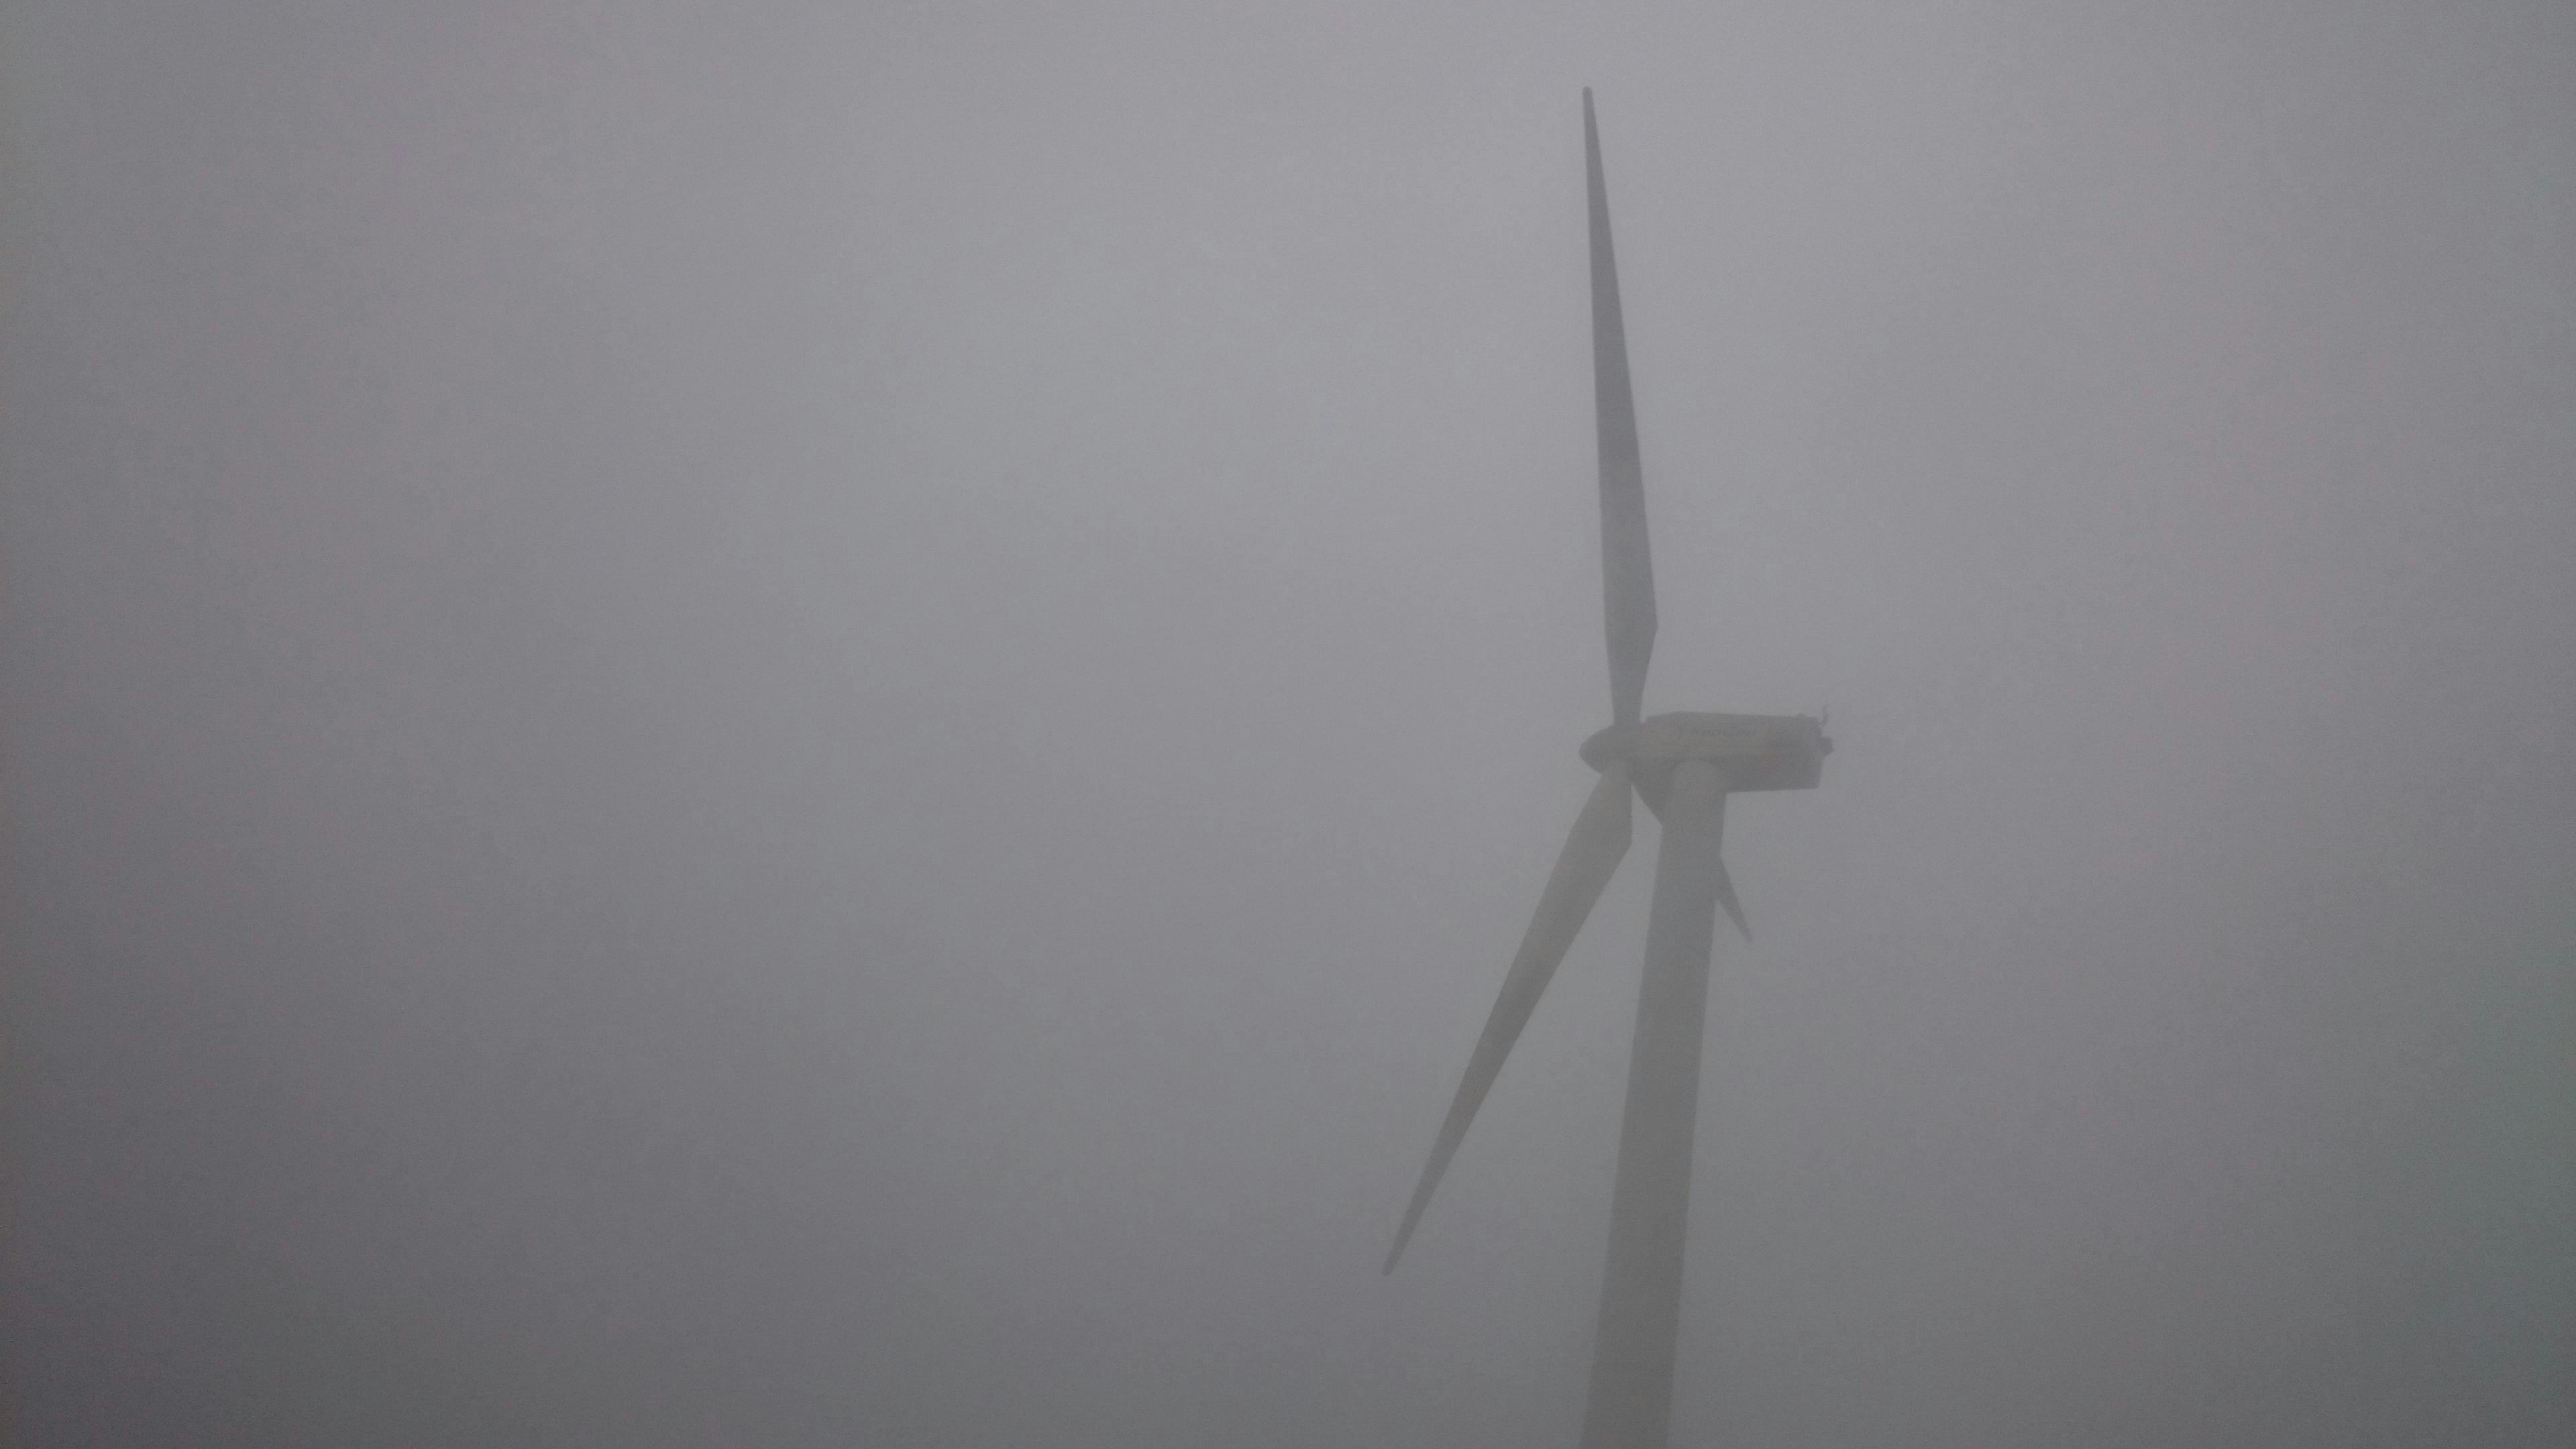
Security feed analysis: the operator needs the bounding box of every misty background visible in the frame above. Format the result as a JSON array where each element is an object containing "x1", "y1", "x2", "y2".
[{"x1": 5, "y1": 3, "x2": 2570, "y2": 1444}]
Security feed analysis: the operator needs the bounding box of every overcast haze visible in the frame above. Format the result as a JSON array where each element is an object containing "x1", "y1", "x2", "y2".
[{"x1": 5, "y1": 3, "x2": 2571, "y2": 1445}]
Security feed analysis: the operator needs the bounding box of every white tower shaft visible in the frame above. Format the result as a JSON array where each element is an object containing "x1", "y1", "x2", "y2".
[{"x1": 1580, "y1": 759, "x2": 1729, "y2": 1449}]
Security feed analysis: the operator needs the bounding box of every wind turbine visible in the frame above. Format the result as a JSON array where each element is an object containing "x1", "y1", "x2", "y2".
[{"x1": 1383, "y1": 90, "x2": 1831, "y2": 1449}]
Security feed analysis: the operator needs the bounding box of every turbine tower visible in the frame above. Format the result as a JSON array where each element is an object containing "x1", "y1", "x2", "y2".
[{"x1": 1383, "y1": 89, "x2": 1831, "y2": 1449}]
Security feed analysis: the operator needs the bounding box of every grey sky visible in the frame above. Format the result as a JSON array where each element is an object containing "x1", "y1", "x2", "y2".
[{"x1": 6, "y1": 3, "x2": 2571, "y2": 1445}]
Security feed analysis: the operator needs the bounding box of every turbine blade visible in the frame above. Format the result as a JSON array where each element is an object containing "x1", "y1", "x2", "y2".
[
  {"x1": 1712, "y1": 853, "x2": 1750, "y2": 941},
  {"x1": 1586, "y1": 88, "x2": 1656, "y2": 728},
  {"x1": 1701, "y1": 788, "x2": 1750, "y2": 939},
  {"x1": 1387, "y1": 762, "x2": 1635, "y2": 1273}
]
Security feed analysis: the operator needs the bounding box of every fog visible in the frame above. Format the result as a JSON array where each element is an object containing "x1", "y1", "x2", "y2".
[{"x1": 5, "y1": 3, "x2": 2569, "y2": 1444}]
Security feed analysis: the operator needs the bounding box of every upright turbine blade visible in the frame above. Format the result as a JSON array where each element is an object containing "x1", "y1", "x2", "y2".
[
  {"x1": 1586, "y1": 88, "x2": 1656, "y2": 728},
  {"x1": 1385, "y1": 762, "x2": 1636, "y2": 1273}
]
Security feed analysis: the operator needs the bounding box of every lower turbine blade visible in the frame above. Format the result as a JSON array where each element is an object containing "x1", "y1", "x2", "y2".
[
  {"x1": 1705, "y1": 788, "x2": 1750, "y2": 941},
  {"x1": 1713, "y1": 853, "x2": 1750, "y2": 941},
  {"x1": 1385, "y1": 762, "x2": 1635, "y2": 1274}
]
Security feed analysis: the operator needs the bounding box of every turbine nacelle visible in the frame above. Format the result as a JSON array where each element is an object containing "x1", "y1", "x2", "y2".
[{"x1": 1579, "y1": 711, "x2": 1830, "y2": 806}]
